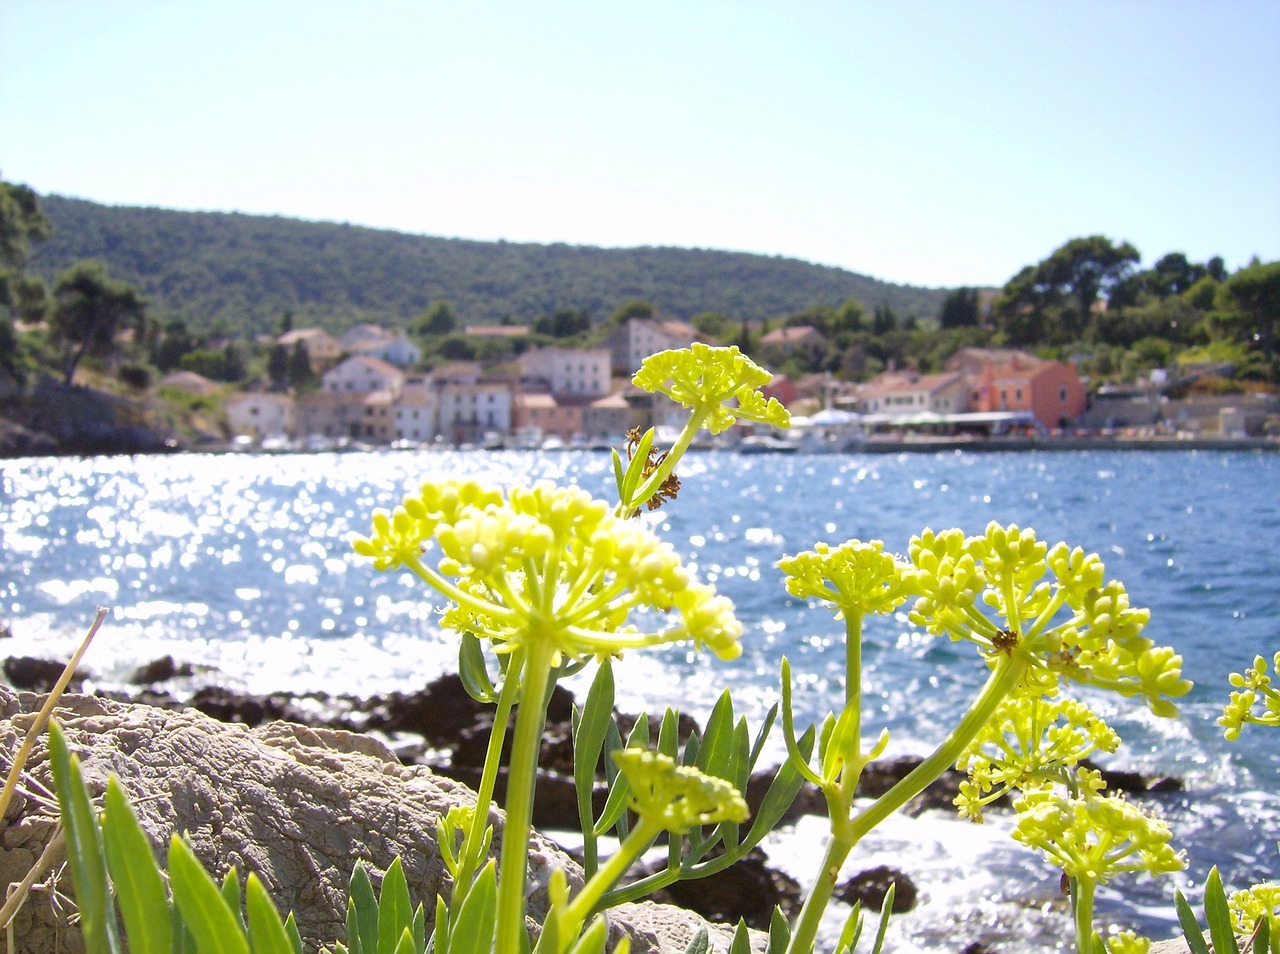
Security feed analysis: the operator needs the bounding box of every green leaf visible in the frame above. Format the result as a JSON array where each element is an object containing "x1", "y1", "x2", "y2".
[
  {"x1": 766, "y1": 907, "x2": 791, "y2": 954},
  {"x1": 223, "y1": 867, "x2": 245, "y2": 932},
  {"x1": 378, "y1": 858, "x2": 414, "y2": 954},
  {"x1": 432, "y1": 895, "x2": 449, "y2": 954},
  {"x1": 1174, "y1": 888, "x2": 1211, "y2": 954},
  {"x1": 1203, "y1": 867, "x2": 1240, "y2": 954},
  {"x1": 611, "y1": 448, "x2": 627, "y2": 502},
  {"x1": 836, "y1": 901, "x2": 865, "y2": 954},
  {"x1": 656, "y1": 708, "x2": 680, "y2": 759},
  {"x1": 172, "y1": 901, "x2": 198, "y2": 954},
  {"x1": 729, "y1": 920, "x2": 751, "y2": 954},
  {"x1": 748, "y1": 704, "x2": 778, "y2": 772},
  {"x1": 574, "y1": 660, "x2": 616, "y2": 876},
  {"x1": 452, "y1": 861, "x2": 497, "y2": 954},
  {"x1": 458, "y1": 633, "x2": 497, "y2": 704},
  {"x1": 349, "y1": 861, "x2": 379, "y2": 954},
  {"x1": 284, "y1": 913, "x2": 304, "y2": 954},
  {"x1": 392, "y1": 928, "x2": 417, "y2": 954},
  {"x1": 821, "y1": 705, "x2": 860, "y2": 784},
  {"x1": 412, "y1": 904, "x2": 425, "y2": 953},
  {"x1": 246, "y1": 873, "x2": 296, "y2": 954},
  {"x1": 682, "y1": 928, "x2": 709, "y2": 954},
  {"x1": 694, "y1": 691, "x2": 734, "y2": 777},
  {"x1": 743, "y1": 726, "x2": 813, "y2": 847},
  {"x1": 48, "y1": 721, "x2": 124, "y2": 954},
  {"x1": 102, "y1": 776, "x2": 172, "y2": 954},
  {"x1": 566, "y1": 914, "x2": 609, "y2": 954},
  {"x1": 869, "y1": 884, "x2": 895, "y2": 954},
  {"x1": 780, "y1": 658, "x2": 824, "y2": 787},
  {"x1": 167, "y1": 835, "x2": 252, "y2": 954}
]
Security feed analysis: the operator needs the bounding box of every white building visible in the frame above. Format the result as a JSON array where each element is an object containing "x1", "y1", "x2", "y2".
[
  {"x1": 322, "y1": 355, "x2": 405, "y2": 396},
  {"x1": 393, "y1": 380, "x2": 437, "y2": 443},
  {"x1": 519, "y1": 347, "x2": 611, "y2": 398},
  {"x1": 225, "y1": 393, "x2": 295, "y2": 440},
  {"x1": 437, "y1": 380, "x2": 513, "y2": 445},
  {"x1": 603, "y1": 319, "x2": 703, "y2": 374}
]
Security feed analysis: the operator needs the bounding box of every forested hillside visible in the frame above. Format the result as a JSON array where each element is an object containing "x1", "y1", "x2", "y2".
[{"x1": 28, "y1": 195, "x2": 948, "y2": 336}]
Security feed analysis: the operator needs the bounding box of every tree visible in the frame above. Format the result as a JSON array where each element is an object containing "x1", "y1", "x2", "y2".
[
  {"x1": 1033, "y1": 236, "x2": 1140, "y2": 340},
  {"x1": 532, "y1": 307, "x2": 590, "y2": 338},
  {"x1": 287, "y1": 340, "x2": 315, "y2": 388},
  {"x1": 50, "y1": 260, "x2": 146, "y2": 385},
  {"x1": 267, "y1": 343, "x2": 290, "y2": 390},
  {"x1": 417, "y1": 300, "x2": 458, "y2": 337},
  {"x1": 607, "y1": 300, "x2": 655, "y2": 328},
  {"x1": 938, "y1": 287, "x2": 979, "y2": 328},
  {"x1": 1212, "y1": 260, "x2": 1280, "y2": 370},
  {"x1": 151, "y1": 320, "x2": 194, "y2": 372},
  {"x1": 0, "y1": 177, "x2": 51, "y2": 269},
  {"x1": 280, "y1": 310, "x2": 294, "y2": 335}
]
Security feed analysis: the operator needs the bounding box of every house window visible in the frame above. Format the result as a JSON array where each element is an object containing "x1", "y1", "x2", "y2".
[
  {"x1": 1059, "y1": 386, "x2": 1068, "y2": 402},
  {"x1": 1015, "y1": 388, "x2": 1023, "y2": 401}
]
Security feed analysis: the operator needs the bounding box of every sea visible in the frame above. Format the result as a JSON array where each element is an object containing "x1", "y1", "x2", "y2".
[{"x1": 2, "y1": 448, "x2": 1278, "y2": 952}]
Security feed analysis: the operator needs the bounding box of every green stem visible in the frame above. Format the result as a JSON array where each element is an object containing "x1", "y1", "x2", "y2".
[
  {"x1": 622, "y1": 410, "x2": 706, "y2": 515},
  {"x1": 455, "y1": 649, "x2": 525, "y2": 893},
  {"x1": 845, "y1": 612, "x2": 863, "y2": 749},
  {"x1": 1072, "y1": 876, "x2": 1097, "y2": 954},
  {"x1": 564, "y1": 816, "x2": 664, "y2": 928},
  {"x1": 784, "y1": 651, "x2": 1030, "y2": 954},
  {"x1": 495, "y1": 638, "x2": 556, "y2": 954},
  {"x1": 784, "y1": 820, "x2": 856, "y2": 954}
]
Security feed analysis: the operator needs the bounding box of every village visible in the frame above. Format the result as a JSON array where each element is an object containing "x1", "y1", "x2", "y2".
[{"x1": 208, "y1": 318, "x2": 1277, "y2": 452}]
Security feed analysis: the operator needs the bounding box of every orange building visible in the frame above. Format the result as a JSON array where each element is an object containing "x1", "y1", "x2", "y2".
[{"x1": 948, "y1": 349, "x2": 1085, "y2": 430}]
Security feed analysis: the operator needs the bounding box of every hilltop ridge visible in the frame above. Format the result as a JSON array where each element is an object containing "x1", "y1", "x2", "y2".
[{"x1": 28, "y1": 195, "x2": 949, "y2": 337}]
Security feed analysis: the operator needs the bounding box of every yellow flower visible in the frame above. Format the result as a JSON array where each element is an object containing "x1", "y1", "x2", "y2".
[
  {"x1": 353, "y1": 480, "x2": 742, "y2": 666},
  {"x1": 632, "y1": 343, "x2": 790, "y2": 435},
  {"x1": 612, "y1": 748, "x2": 749, "y2": 834},
  {"x1": 779, "y1": 539, "x2": 910, "y2": 618}
]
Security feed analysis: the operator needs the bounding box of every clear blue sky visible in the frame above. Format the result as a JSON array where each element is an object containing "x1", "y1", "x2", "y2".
[{"x1": 2, "y1": 1, "x2": 1277, "y2": 289}]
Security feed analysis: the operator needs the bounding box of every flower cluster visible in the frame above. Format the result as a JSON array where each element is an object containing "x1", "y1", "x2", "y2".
[
  {"x1": 1229, "y1": 881, "x2": 1280, "y2": 937},
  {"x1": 955, "y1": 695, "x2": 1121, "y2": 822},
  {"x1": 612, "y1": 748, "x2": 749, "y2": 834},
  {"x1": 904, "y1": 521, "x2": 1193, "y2": 716},
  {"x1": 1011, "y1": 768, "x2": 1185, "y2": 885},
  {"x1": 779, "y1": 539, "x2": 911, "y2": 619},
  {"x1": 1219, "y1": 651, "x2": 1280, "y2": 740},
  {"x1": 352, "y1": 479, "x2": 742, "y2": 665},
  {"x1": 632, "y1": 343, "x2": 791, "y2": 435}
]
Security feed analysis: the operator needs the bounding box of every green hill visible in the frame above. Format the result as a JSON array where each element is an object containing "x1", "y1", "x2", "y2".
[{"x1": 29, "y1": 195, "x2": 949, "y2": 337}]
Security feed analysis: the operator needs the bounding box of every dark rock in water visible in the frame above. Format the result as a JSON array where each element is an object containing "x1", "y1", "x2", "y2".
[
  {"x1": 1083, "y1": 759, "x2": 1185, "y2": 794},
  {"x1": 3, "y1": 656, "x2": 85, "y2": 692},
  {"x1": 641, "y1": 847, "x2": 802, "y2": 930},
  {"x1": 0, "y1": 418, "x2": 59, "y2": 456},
  {"x1": 129, "y1": 654, "x2": 195, "y2": 684},
  {"x1": 187, "y1": 686, "x2": 356, "y2": 732},
  {"x1": 836, "y1": 864, "x2": 919, "y2": 913},
  {"x1": 434, "y1": 760, "x2": 607, "y2": 832},
  {"x1": 0, "y1": 621, "x2": 11, "y2": 639},
  {"x1": 960, "y1": 943, "x2": 999, "y2": 954}
]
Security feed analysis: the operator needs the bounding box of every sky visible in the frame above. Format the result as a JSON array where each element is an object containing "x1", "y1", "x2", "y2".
[{"x1": 2, "y1": 1, "x2": 1278, "y2": 290}]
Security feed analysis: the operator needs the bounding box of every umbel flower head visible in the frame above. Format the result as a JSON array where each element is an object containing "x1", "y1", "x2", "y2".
[
  {"x1": 955, "y1": 694, "x2": 1121, "y2": 822},
  {"x1": 1011, "y1": 768, "x2": 1185, "y2": 886},
  {"x1": 352, "y1": 479, "x2": 742, "y2": 665},
  {"x1": 779, "y1": 539, "x2": 911, "y2": 619},
  {"x1": 904, "y1": 521, "x2": 1193, "y2": 717},
  {"x1": 1219, "y1": 651, "x2": 1280, "y2": 740},
  {"x1": 632, "y1": 343, "x2": 791, "y2": 435},
  {"x1": 612, "y1": 748, "x2": 749, "y2": 834}
]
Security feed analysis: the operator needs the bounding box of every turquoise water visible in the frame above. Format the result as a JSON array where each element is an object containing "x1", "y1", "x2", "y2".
[{"x1": 2, "y1": 448, "x2": 1278, "y2": 950}]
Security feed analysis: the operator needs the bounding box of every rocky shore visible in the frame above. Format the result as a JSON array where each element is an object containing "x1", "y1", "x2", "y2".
[{"x1": 1, "y1": 652, "x2": 1188, "y2": 951}]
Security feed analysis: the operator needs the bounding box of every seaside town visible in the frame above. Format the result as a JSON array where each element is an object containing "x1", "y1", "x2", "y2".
[{"x1": 207, "y1": 320, "x2": 1269, "y2": 452}]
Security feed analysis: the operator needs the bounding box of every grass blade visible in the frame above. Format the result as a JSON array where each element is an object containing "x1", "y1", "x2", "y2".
[
  {"x1": 377, "y1": 857, "x2": 413, "y2": 954},
  {"x1": 245, "y1": 873, "x2": 296, "y2": 954},
  {"x1": 102, "y1": 776, "x2": 171, "y2": 954},
  {"x1": 1174, "y1": 889, "x2": 1211, "y2": 954},
  {"x1": 167, "y1": 835, "x2": 251, "y2": 954},
  {"x1": 48, "y1": 721, "x2": 123, "y2": 954}
]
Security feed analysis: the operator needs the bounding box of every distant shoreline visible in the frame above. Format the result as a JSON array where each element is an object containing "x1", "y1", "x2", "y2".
[{"x1": 5, "y1": 433, "x2": 1277, "y2": 461}]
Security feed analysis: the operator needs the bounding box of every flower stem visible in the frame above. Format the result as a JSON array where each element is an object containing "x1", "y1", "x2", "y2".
[
  {"x1": 495, "y1": 637, "x2": 556, "y2": 954},
  {"x1": 565, "y1": 815, "x2": 665, "y2": 928},
  {"x1": 1072, "y1": 876, "x2": 1097, "y2": 954},
  {"x1": 784, "y1": 652, "x2": 1029, "y2": 954},
  {"x1": 455, "y1": 648, "x2": 525, "y2": 892}
]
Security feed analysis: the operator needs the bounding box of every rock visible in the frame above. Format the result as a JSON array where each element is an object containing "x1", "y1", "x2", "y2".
[
  {"x1": 3, "y1": 656, "x2": 86, "y2": 693},
  {"x1": 128, "y1": 655, "x2": 194, "y2": 684},
  {"x1": 746, "y1": 770, "x2": 825, "y2": 823},
  {"x1": 835, "y1": 865, "x2": 919, "y2": 913},
  {"x1": 0, "y1": 686, "x2": 751, "y2": 953},
  {"x1": 642, "y1": 847, "x2": 802, "y2": 930},
  {"x1": 960, "y1": 943, "x2": 998, "y2": 954}
]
